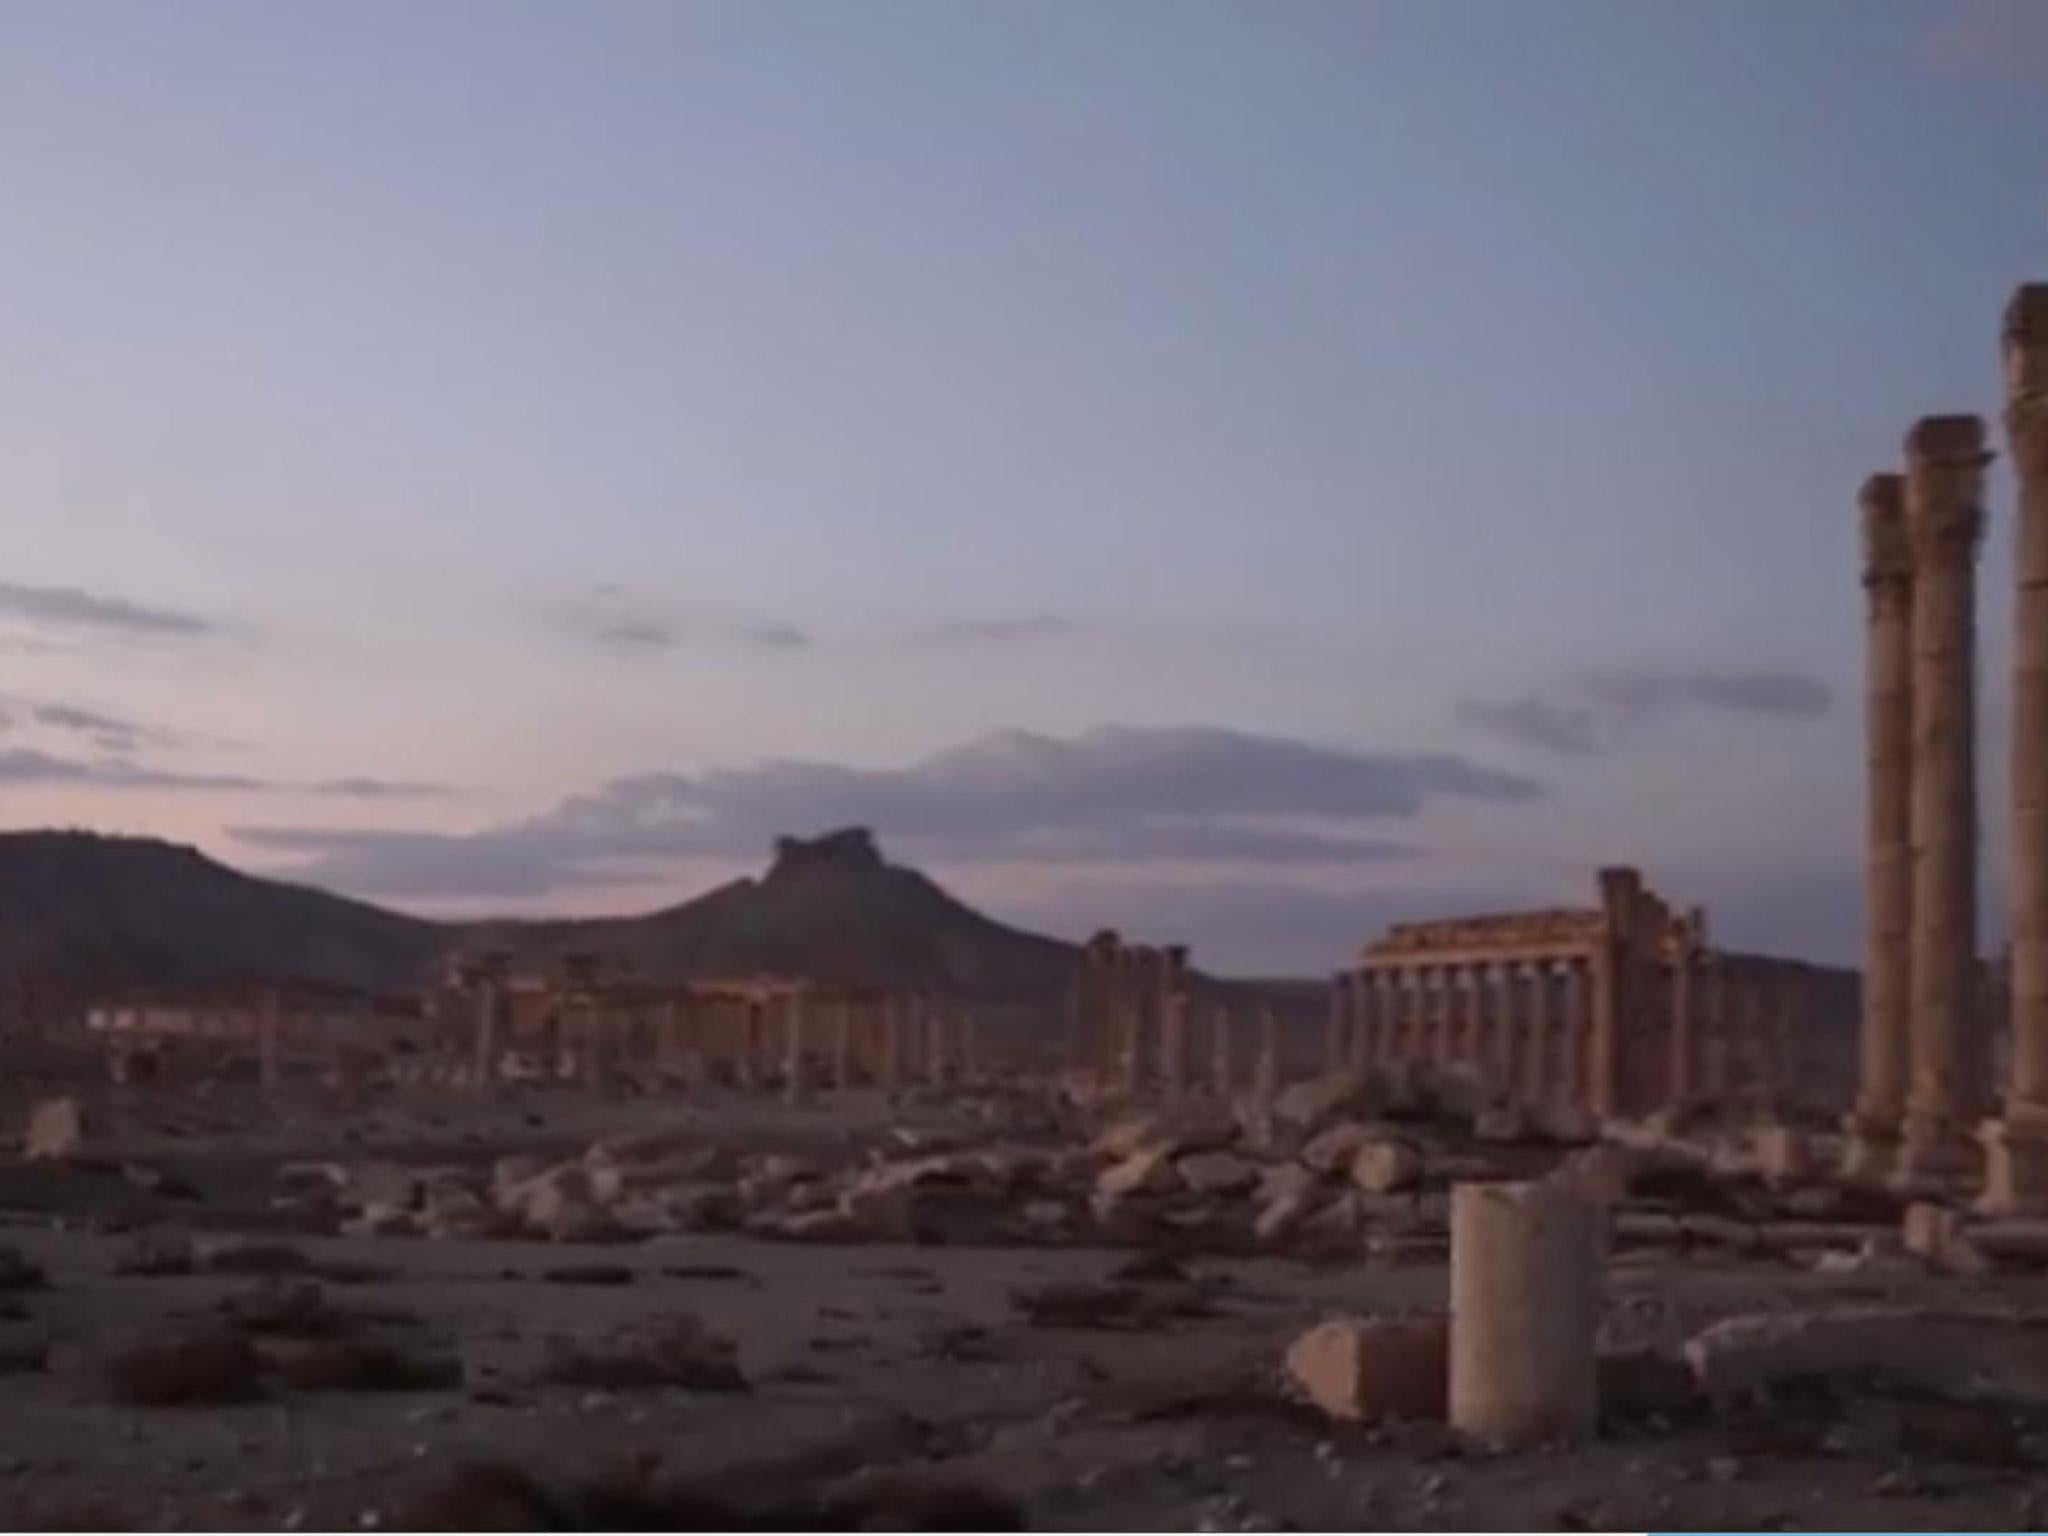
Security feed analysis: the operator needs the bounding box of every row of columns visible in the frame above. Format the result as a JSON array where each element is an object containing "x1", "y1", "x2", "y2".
[
  {"x1": 1073, "y1": 931, "x2": 1191, "y2": 1095},
  {"x1": 1328, "y1": 954, "x2": 1811, "y2": 1119},
  {"x1": 1846, "y1": 287, "x2": 2048, "y2": 1200},
  {"x1": 461, "y1": 976, "x2": 981, "y2": 1099}
]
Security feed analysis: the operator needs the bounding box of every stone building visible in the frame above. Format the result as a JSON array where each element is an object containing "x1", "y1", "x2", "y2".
[{"x1": 1334, "y1": 868, "x2": 1859, "y2": 1122}]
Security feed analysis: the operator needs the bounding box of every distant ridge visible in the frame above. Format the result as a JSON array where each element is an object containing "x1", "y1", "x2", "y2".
[{"x1": 0, "y1": 826, "x2": 1080, "y2": 1003}]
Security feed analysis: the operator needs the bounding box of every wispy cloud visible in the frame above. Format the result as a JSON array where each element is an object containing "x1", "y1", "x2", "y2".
[
  {"x1": 0, "y1": 582, "x2": 218, "y2": 641},
  {"x1": 573, "y1": 591, "x2": 811, "y2": 654},
  {"x1": 905, "y1": 614, "x2": 1073, "y2": 648},
  {"x1": 310, "y1": 777, "x2": 456, "y2": 800},
  {"x1": 1461, "y1": 666, "x2": 1832, "y2": 757},
  {"x1": 237, "y1": 723, "x2": 1544, "y2": 901}
]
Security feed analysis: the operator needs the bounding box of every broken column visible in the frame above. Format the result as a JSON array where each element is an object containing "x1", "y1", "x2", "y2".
[
  {"x1": 1986, "y1": 287, "x2": 2048, "y2": 1212},
  {"x1": 1448, "y1": 1180, "x2": 1600, "y2": 1446},
  {"x1": 1845, "y1": 473, "x2": 1914, "y2": 1179},
  {"x1": 1898, "y1": 414, "x2": 1991, "y2": 1192}
]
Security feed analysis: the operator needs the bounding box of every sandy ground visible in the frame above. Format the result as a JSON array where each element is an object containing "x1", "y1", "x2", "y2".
[{"x1": 0, "y1": 1081, "x2": 2045, "y2": 1531}]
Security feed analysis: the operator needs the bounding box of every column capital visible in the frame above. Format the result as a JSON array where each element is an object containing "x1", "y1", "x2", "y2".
[
  {"x1": 1904, "y1": 415, "x2": 1989, "y2": 559},
  {"x1": 1859, "y1": 472, "x2": 1911, "y2": 592},
  {"x1": 2006, "y1": 284, "x2": 2048, "y2": 474}
]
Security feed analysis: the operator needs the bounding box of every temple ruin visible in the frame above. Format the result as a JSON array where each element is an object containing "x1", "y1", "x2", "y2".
[{"x1": 1334, "y1": 868, "x2": 1858, "y2": 1123}]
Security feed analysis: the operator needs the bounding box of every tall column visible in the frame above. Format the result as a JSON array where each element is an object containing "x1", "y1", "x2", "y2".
[
  {"x1": 738, "y1": 998, "x2": 762, "y2": 1090},
  {"x1": 1491, "y1": 963, "x2": 1520, "y2": 1094},
  {"x1": 1588, "y1": 869, "x2": 1638, "y2": 1120},
  {"x1": 1898, "y1": 415, "x2": 1991, "y2": 1191},
  {"x1": 1522, "y1": 964, "x2": 1551, "y2": 1108},
  {"x1": 831, "y1": 996, "x2": 854, "y2": 1089},
  {"x1": 1253, "y1": 1007, "x2": 1279, "y2": 1107},
  {"x1": 1161, "y1": 989, "x2": 1188, "y2": 1103},
  {"x1": 1844, "y1": 473, "x2": 1915, "y2": 1176},
  {"x1": 1210, "y1": 1005, "x2": 1234, "y2": 1096},
  {"x1": 881, "y1": 996, "x2": 904, "y2": 1090},
  {"x1": 1666, "y1": 948, "x2": 1694, "y2": 1107},
  {"x1": 1558, "y1": 960, "x2": 1587, "y2": 1112},
  {"x1": 1987, "y1": 288, "x2": 2048, "y2": 1211}
]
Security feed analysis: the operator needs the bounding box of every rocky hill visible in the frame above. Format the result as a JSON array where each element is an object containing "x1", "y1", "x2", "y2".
[{"x1": 0, "y1": 827, "x2": 1080, "y2": 1005}]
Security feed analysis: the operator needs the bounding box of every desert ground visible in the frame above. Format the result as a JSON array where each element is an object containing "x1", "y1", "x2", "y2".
[{"x1": 0, "y1": 1065, "x2": 2045, "y2": 1533}]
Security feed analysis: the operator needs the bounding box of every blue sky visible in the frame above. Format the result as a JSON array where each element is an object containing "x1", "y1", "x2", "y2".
[{"x1": 0, "y1": 0, "x2": 2044, "y2": 972}]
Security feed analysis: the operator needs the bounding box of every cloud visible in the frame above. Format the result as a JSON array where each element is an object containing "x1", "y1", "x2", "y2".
[
  {"x1": 732, "y1": 620, "x2": 811, "y2": 651},
  {"x1": 236, "y1": 724, "x2": 1544, "y2": 901},
  {"x1": 0, "y1": 746, "x2": 452, "y2": 798},
  {"x1": 309, "y1": 777, "x2": 456, "y2": 799},
  {"x1": 0, "y1": 582, "x2": 217, "y2": 640},
  {"x1": 0, "y1": 748, "x2": 264, "y2": 791},
  {"x1": 1456, "y1": 697, "x2": 1603, "y2": 759},
  {"x1": 587, "y1": 617, "x2": 676, "y2": 651},
  {"x1": 1461, "y1": 666, "x2": 1832, "y2": 757},
  {"x1": 905, "y1": 614, "x2": 1073, "y2": 648}
]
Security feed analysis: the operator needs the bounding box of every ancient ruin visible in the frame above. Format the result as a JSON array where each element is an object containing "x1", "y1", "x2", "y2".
[{"x1": 1334, "y1": 868, "x2": 1856, "y2": 1124}]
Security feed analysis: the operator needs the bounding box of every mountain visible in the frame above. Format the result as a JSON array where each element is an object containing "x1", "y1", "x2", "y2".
[
  {"x1": 0, "y1": 830, "x2": 442, "y2": 998},
  {"x1": 461, "y1": 827, "x2": 1079, "y2": 1000},
  {"x1": 0, "y1": 827, "x2": 1079, "y2": 1005}
]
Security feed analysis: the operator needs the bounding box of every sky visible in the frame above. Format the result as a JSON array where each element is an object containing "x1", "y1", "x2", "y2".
[{"x1": 0, "y1": 0, "x2": 2045, "y2": 975}]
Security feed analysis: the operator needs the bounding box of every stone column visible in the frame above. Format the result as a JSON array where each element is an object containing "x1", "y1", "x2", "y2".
[
  {"x1": 737, "y1": 998, "x2": 762, "y2": 1090},
  {"x1": 1668, "y1": 922, "x2": 1700, "y2": 1107},
  {"x1": 1252, "y1": 1008, "x2": 1279, "y2": 1108},
  {"x1": 1588, "y1": 869, "x2": 1638, "y2": 1120},
  {"x1": 1491, "y1": 964, "x2": 1519, "y2": 1094},
  {"x1": 1898, "y1": 415, "x2": 1991, "y2": 1191},
  {"x1": 1558, "y1": 960, "x2": 1587, "y2": 1113},
  {"x1": 1448, "y1": 1180, "x2": 1600, "y2": 1447},
  {"x1": 1210, "y1": 1005, "x2": 1234, "y2": 1096},
  {"x1": 881, "y1": 995, "x2": 903, "y2": 1090},
  {"x1": 1161, "y1": 989, "x2": 1188, "y2": 1103},
  {"x1": 1522, "y1": 964, "x2": 1551, "y2": 1108},
  {"x1": 783, "y1": 993, "x2": 808, "y2": 1105},
  {"x1": 1421, "y1": 967, "x2": 1447, "y2": 1066},
  {"x1": 831, "y1": 997, "x2": 854, "y2": 1090},
  {"x1": 926, "y1": 1004, "x2": 949, "y2": 1088},
  {"x1": 1987, "y1": 291, "x2": 2048, "y2": 1207},
  {"x1": 1841, "y1": 473, "x2": 1916, "y2": 1176}
]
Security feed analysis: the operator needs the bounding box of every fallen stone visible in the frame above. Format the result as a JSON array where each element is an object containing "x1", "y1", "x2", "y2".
[
  {"x1": 1253, "y1": 1191, "x2": 1316, "y2": 1248},
  {"x1": 1283, "y1": 1314, "x2": 1448, "y2": 1422},
  {"x1": 1273, "y1": 1072, "x2": 1373, "y2": 1131},
  {"x1": 1684, "y1": 1307, "x2": 2048, "y2": 1407},
  {"x1": 1256, "y1": 1161, "x2": 1320, "y2": 1205},
  {"x1": 1301, "y1": 1120, "x2": 1394, "y2": 1173},
  {"x1": 1753, "y1": 1125, "x2": 1812, "y2": 1186},
  {"x1": 1473, "y1": 1106, "x2": 1529, "y2": 1144},
  {"x1": 344, "y1": 1162, "x2": 419, "y2": 1214},
  {"x1": 23, "y1": 1097, "x2": 85, "y2": 1163},
  {"x1": 1903, "y1": 1202, "x2": 1993, "y2": 1276},
  {"x1": 1350, "y1": 1140, "x2": 1423, "y2": 1195},
  {"x1": 1097, "y1": 1146, "x2": 1181, "y2": 1199}
]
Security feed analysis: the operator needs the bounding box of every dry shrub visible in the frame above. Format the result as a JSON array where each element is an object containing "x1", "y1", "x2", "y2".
[
  {"x1": 275, "y1": 1336, "x2": 461, "y2": 1392},
  {"x1": 541, "y1": 1315, "x2": 747, "y2": 1393},
  {"x1": 105, "y1": 1324, "x2": 265, "y2": 1406}
]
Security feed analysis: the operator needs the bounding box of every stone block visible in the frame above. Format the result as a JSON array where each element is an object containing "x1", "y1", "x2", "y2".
[
  {"x1": 1350, "y1": 1139, "x2": 1423, "y2": 1195},
  {"x1": 23, "y1": 1097, "x2": 85, "y2": 1162},
  {"x1": 1283, "y1": 1314, "x2": 1449, "y2": 1423},
  {"x1": 1097, "y1": 1146, "x2": 1181, "y2": 1199},
  {"x1": 1175, "y1": 1150, "x2": 1256, "y2": 1195}
]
